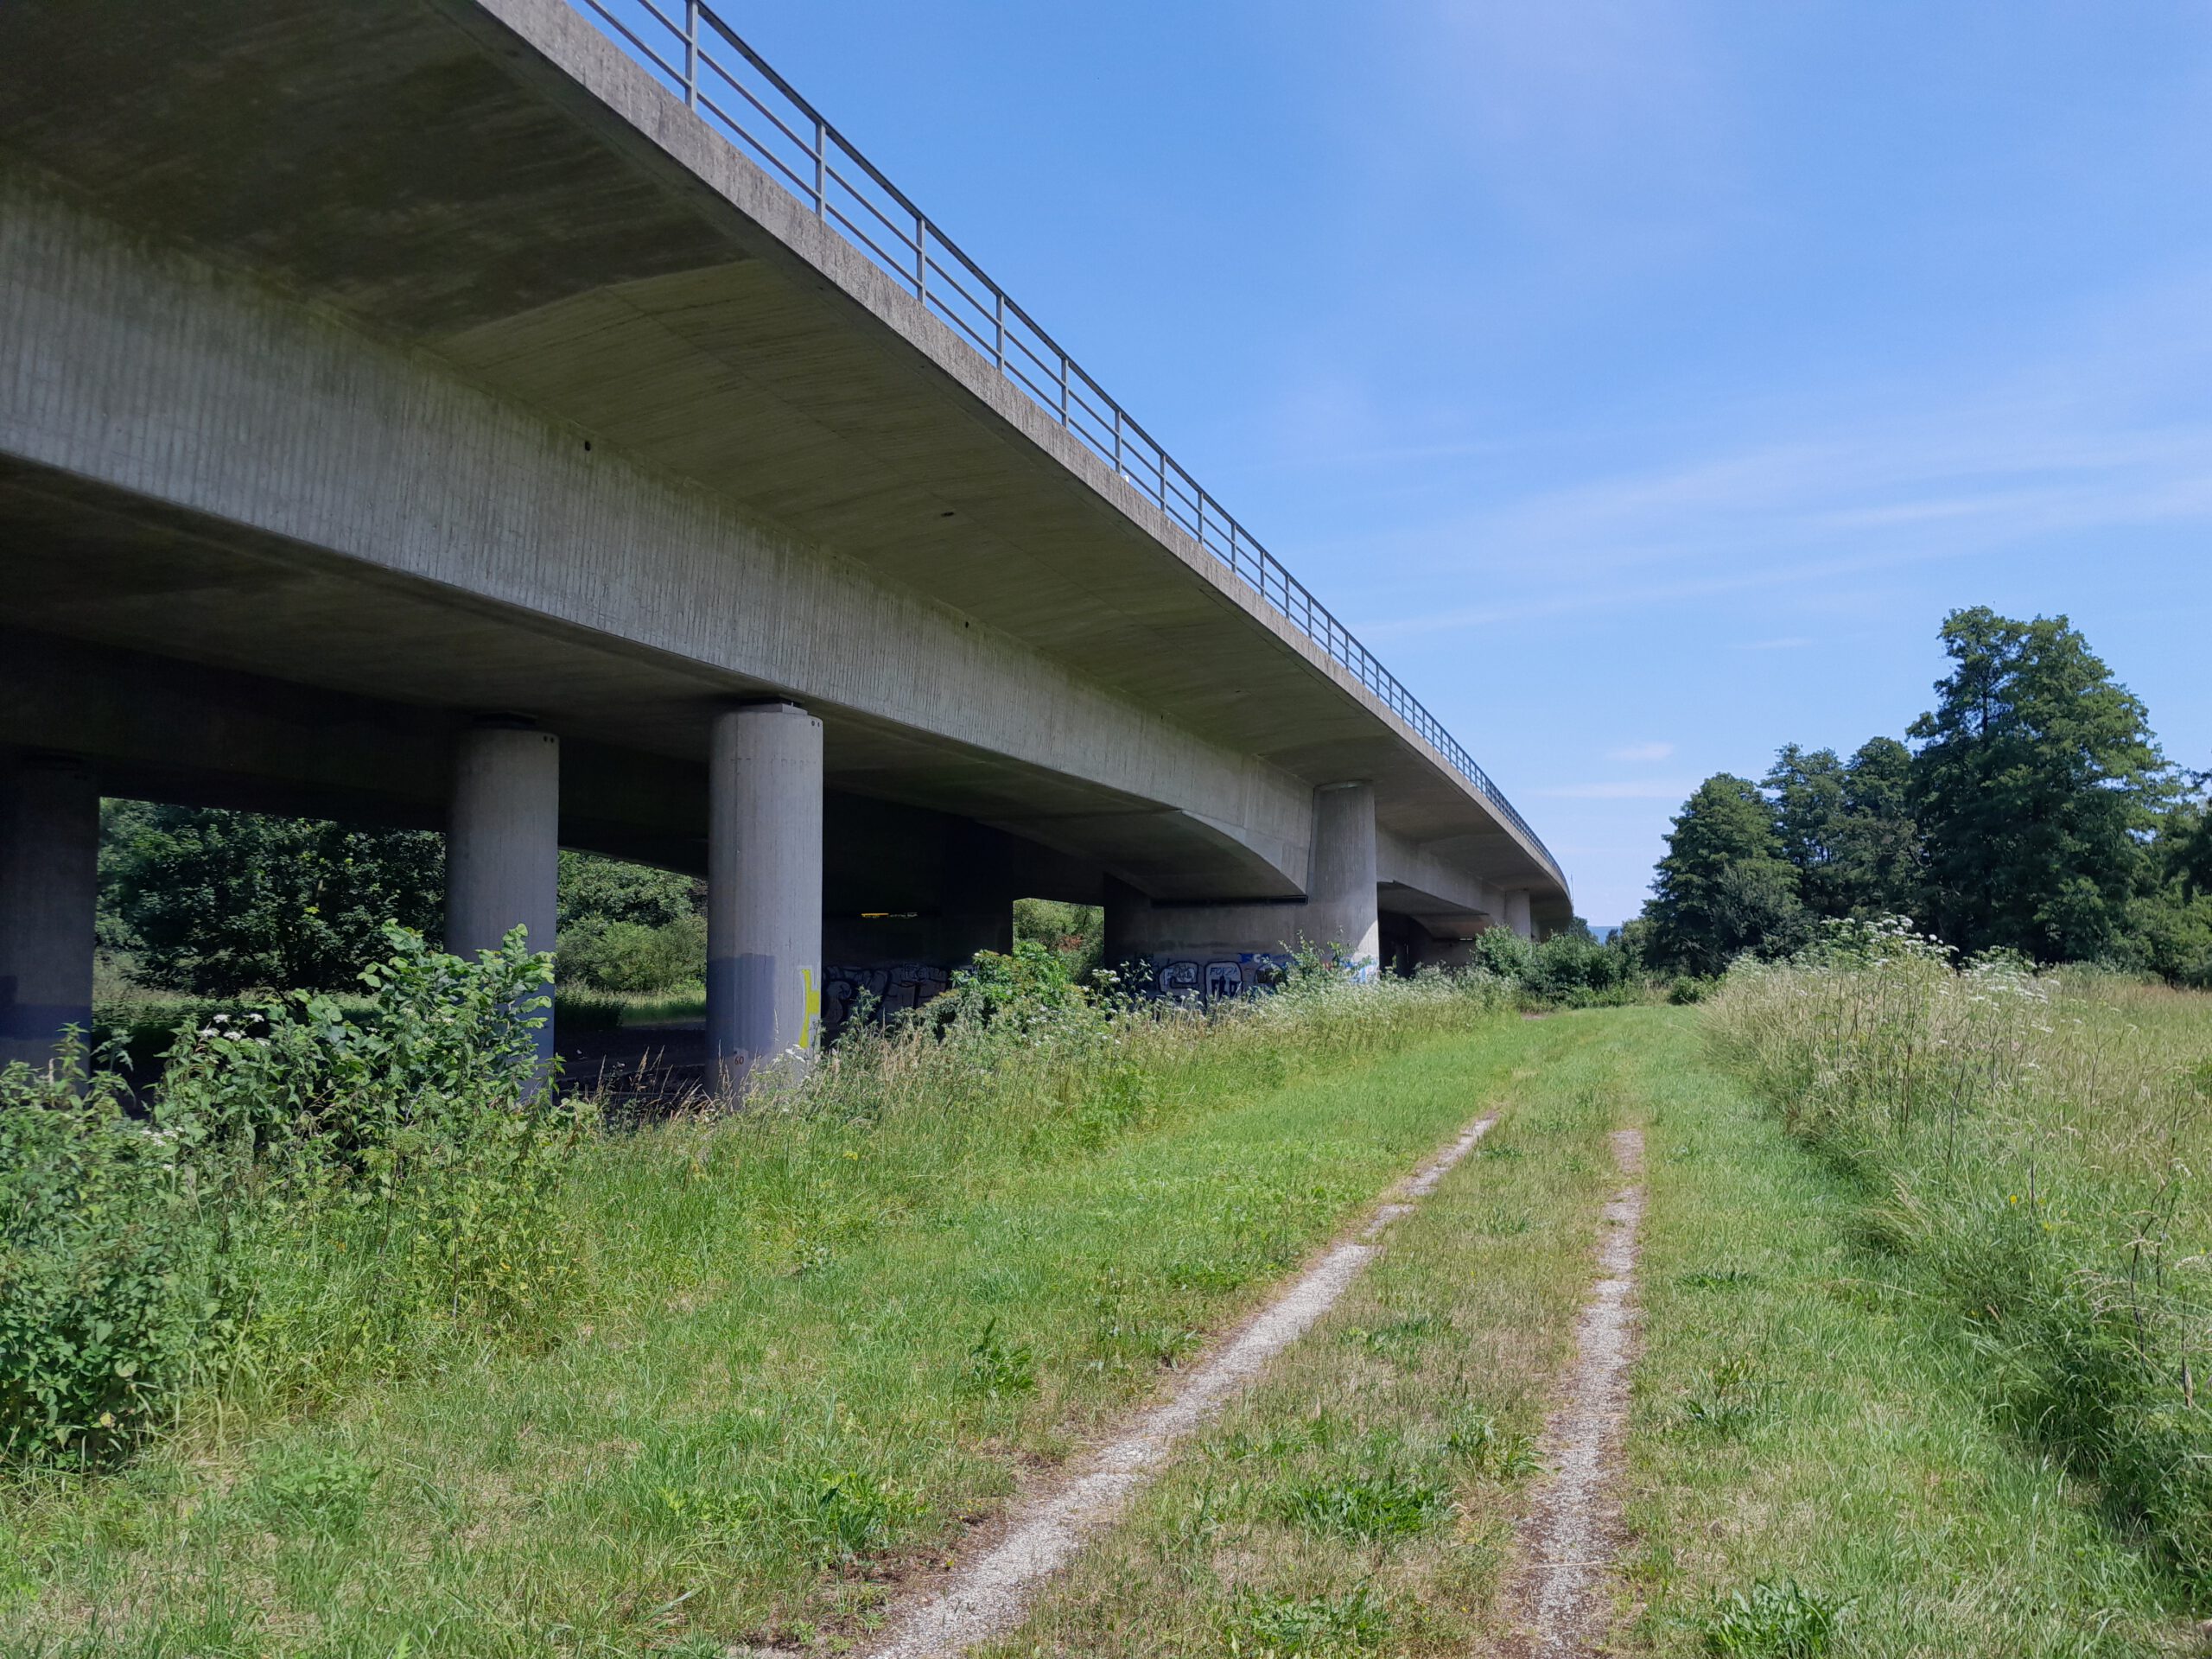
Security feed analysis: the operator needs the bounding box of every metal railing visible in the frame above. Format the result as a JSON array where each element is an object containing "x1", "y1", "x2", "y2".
[{"x1": 567, "y1": 0, "x2": 1564, "y2": 887}]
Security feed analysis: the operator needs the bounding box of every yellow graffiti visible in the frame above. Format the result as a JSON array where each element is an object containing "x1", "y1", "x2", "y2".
[{"x1": 800, "y1": 965, "x2": 821, "y2": 1052}]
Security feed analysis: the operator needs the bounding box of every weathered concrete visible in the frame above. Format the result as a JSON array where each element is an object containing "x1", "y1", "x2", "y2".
[
  {"x1": 0, "y1": 756, "x2": 98, "y2": 1067},
  {"x1": 1310, "y1": 782, "x2": 1382, "y2": 975},
  {"x1": 446, "y1": 723, "x2": 561, "y2": 1058},
  {"x1": 0, "y1": 0, "x2": 1573, "y2": 1022},
  {"x1": 707, "y1": 702, "x2": 823, "y2": 1092},
  {"x1": 1503, "y1": 889, "x2": 1535, "y2": 941}
]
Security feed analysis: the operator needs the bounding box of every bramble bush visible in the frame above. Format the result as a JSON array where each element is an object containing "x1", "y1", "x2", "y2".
[{"x1": 0, "y1": 925, "x2": 588, "y2": 1465}]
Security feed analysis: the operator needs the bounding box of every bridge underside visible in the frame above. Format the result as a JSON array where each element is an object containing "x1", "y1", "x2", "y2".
[{"x1": 0, "y1": 0, "x2": 1570, "y2": 1075}]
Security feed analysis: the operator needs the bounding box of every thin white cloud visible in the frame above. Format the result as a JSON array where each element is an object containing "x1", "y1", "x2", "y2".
[
  {"x1": 1607, "y1": 741, "x2": 1675, "y2": 761},
  {"x1": 1332, "y1": 265, "x2": 2212, "y2": 643}
]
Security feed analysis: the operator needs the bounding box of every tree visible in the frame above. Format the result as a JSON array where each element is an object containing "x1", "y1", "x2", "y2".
[
  {"x1": 554, "y1": 852, "x2": 705, "y2": 994},
  {"x1": 1908, "y1": 607, "x2": 2170, "y2": 961},
  {"x1": 2124, "y1": 778, "x2": 2212, "y2": 988},
  {"x1": 1764, "y1": 740, "x2": 1923, "y2": 924},
  {"x1": 105, "y1": 805, "x2": 444, "y2": 995},
  {"x1": 1765, "y1": 745, "x2": 1851, "y2": 917},
  {"x1": 1645, "y1": 774, "x2": 1807, "y2": 976},
  {"x1": 1831, "y1": 737, "x2": 1922, "y2": 919}
]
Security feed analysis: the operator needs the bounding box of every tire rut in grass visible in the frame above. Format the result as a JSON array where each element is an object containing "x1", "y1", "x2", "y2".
[
  {"x1": 1501, "y1": 1126, "x2": 1646, "y2": 1657},
  {"x1": 860, "y1": 1112, "x2": 1501, "y2": 1659}
]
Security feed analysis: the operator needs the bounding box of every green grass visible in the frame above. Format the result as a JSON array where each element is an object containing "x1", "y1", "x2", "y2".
[
  {"x1": 0, "y1": 992, "x2": 1517, "y2": 1655},
  {"x1": 973, "y1": 1011, "x2": 1634, "y2": 1657},
  {"x1": 1626, "y1": 1005, "x2": 2195, "y2": 1656},
  {"x1": 1707, "y1": 948, "x2": 2212, "y2": 1590},
  {"x1": 977, "y1": 1007, "x2": 2199, "y2": 1656}
]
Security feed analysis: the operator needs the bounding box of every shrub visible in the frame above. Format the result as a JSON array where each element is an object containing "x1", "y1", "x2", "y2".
[
  {"x1": 0, "y1": 1043, "x2": 219, "y2": 1464},
  {"x1": 1, "y1": 925, "x2": 589, "y2": 1464},
  {"x1": 556, "y1": 913, "x2": 705, "y2": 995}
]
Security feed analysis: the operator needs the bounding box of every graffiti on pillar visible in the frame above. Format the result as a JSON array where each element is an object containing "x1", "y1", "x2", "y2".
[
  {"x1": 1139, "y1": 951, "x2": 1292, "y2": 1007},
  {"x1": 820, "y1": 963, "x2": 956, "y2": 1043},
  {"x1": 1157, "y1": 959, "x2": 1200, "y2": 1000}
]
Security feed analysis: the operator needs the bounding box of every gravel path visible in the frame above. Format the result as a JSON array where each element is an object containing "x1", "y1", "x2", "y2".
[
  {"x1": 861, "y1": 1112, "x2": 1499, "y2": 1659},
  {"x1": 1503, "y1": 1126, "x2": 1648, "y2": 1656}
]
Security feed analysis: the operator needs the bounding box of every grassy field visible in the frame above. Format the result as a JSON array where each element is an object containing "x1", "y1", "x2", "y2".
[
  {"x1": 1, "y1": 980, "x2": 1516, "y2": 1656},
  {"x1": 12, "y1": 977, "x2": 2206, "y2": 1656},
  {"x1": 978, "y1": 1007, "x2": 2198, "y2": 1656},
  {"x1": 1707, "y1": 941, "x2": 2212, "y2": 1591},
  {"x1": 1626, "y1": 1004, "x2": 2192, "y2": 1656}
]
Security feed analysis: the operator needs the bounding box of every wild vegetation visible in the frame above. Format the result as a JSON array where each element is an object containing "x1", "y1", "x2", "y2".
[
  {"x1": 2, "y1": 927, "x2": 581, "y2": 1467},
  {"x1": 1637, "y1": 608, "x2": 2211, "y2": 986},
  {"x1": 1625, "y1": 1005, "x2": 2187, "y2": 1656},
  {"x1": 1, "y1": 937, "x2": 1529, "y2": 1650},
  {"x1": 977, "y1": 1009, "x2": 2191, "y2": 1656},
  {"x1": 1706, "y1": 923, "x2": 2212, "y2": 1589}
]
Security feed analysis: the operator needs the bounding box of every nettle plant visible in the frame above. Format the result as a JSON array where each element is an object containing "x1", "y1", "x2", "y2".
[
  {"x1": 0, "y1": 925, "x2": 589, "y2": 1465},
  {"x1": 0, "y1": 1039, "x2": 207, "y2": 1463}
]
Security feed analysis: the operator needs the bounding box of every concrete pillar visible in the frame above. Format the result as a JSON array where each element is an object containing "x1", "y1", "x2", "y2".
[
  {"x1": 1100, "y1": 874, "x2": 1149, "y2": 976},
  {"x1": 446, "y1": 721, "x2": 560, "y2": 1059},
  {"x1": 944, "y1": 821, "x2": 1014, "y2": 957},
  {"x1": 708, "y1": 701, "x2": 823, "y2": 1096},
  {"x1": 1503, "y1": 889, "x2": 1535, "y2": 941},
  {"x1": 0, "y1": 756, "x2": 99, "y2": 1069},
  {"x1": 1309, "y1": 781, "x2": 1379, "y2": 977}
]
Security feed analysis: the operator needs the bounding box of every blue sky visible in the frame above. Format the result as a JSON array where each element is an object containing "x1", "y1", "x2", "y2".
[{"x1": 695, "y1": 1, "x2": 2212, "y2": 925}]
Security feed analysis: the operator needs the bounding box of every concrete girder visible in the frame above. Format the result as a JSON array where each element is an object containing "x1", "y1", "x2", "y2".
[{"x1": 0, "y1": 0, "x2": 1570, "y2": 913}]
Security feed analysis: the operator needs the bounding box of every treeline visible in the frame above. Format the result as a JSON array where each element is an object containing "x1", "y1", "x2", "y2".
[
  {"x1": 99, "y1": 804, "x2": 707, "y2": 997},
  {"x1": 1634, "y1": 607, "x2": 2212, "y2": 984}
]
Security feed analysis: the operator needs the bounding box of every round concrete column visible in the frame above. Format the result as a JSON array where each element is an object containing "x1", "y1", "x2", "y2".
[
  {"x1": 1503, "y1": 889, "x2": 1535, "y2": 941},
  {"x1": 0, "y1": 756, "x2": 99, "y2": 1068},
  {"x1": 1308, "y1": 781, "x2": 1380, "y2": 978},
  {"x1": 708, "y1": 701, "x2": 823, "y2": 1096},
  {"x1": 446, "y1": 722, "x2": 560, "y2": 1059}
]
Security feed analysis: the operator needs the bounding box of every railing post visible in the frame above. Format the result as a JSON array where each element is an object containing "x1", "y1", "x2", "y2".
[
  {"x1": 683, "y1": 0, "x2": 698, "y2": 108},
  {"x1": 1112, "y1": 405, "x2": 1122, "y2": 474},
  {"x1": 813, "y1": 117, "x2": 828, "y2": 215},
  {"x1": 993, "y1": 291, "x2": 1006, "y2": 370},
  {"x1": 1058, "y1": 353, "x2": 1070, "y2": 423},
  {"x1": 915, "y1": 218, "x2": 927, "y2": 302}
]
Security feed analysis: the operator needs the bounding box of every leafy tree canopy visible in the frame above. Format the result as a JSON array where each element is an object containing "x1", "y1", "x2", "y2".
[
  {"x1": 104, "y1": 804, "x2": 444, "y2": 996},
  {"x1": 1647, "y1": 773, "x2": 1808, "y2": 976},
  {"x1": 1907, "y1": 606, "x2": 2170, "y2": 962}
]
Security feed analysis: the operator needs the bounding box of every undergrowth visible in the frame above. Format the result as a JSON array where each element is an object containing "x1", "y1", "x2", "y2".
[{"x1": 1705, "y1": 918, "x2": 2212, "y2": 1586}]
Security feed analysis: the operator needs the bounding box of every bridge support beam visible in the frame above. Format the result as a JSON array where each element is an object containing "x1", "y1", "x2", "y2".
[
  {"x1": 1100, "y1": 874, "x2": 1148, "y2": 981},
  {"x1": 0, "y1": 755, "x2": 98, "y2": 1069},
  {"x1": 1310, "y1": 780, "x2": 1380, "y2": 977},
  {"x1": 708, "y1": 701, "x2": 823, "y2": 1097},
  {"x1": 446, "y1": 721, "x2": 561, "y2": 1063}
]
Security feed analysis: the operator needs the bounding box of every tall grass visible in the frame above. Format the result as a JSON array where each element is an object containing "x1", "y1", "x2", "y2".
[
  {"x1": 1705, "y1": 920, "x2": 2212, "y2": 1584},
  {"x1": 6, "y1": 949, "x2": 1522, "y2": 1650}
]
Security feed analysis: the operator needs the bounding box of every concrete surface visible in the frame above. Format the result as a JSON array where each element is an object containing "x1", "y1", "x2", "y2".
[
  {"x1": 707, "y1": 702, "x2": 823, "y2": 1090},
  {"x1": 0, "y1": 0, "x2": 1571, "y2": 1045},
  {"x1": 0, "y1": 757, "x2": 98, "y2": 1067}
]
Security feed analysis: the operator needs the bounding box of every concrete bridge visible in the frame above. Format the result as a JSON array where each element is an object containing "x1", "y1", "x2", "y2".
[{"x1": 0, "y1": 0, "x2": 1571, "y2": 1083}]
